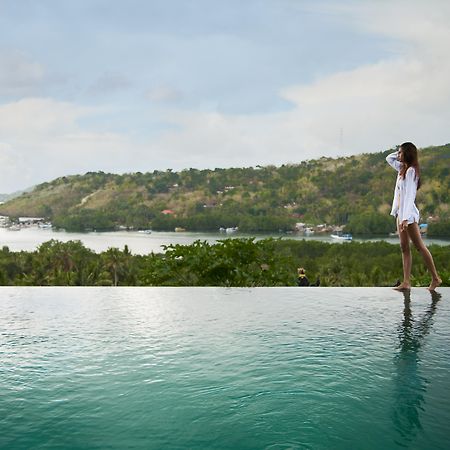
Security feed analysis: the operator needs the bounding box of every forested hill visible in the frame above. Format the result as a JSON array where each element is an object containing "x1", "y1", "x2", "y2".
[{"x1": 1, "y1": 144, "x2": 449, "y2": 234}]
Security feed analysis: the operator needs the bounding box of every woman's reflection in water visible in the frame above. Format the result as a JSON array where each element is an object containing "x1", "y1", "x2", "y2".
[{"x1": 392, "y1": 290, "x2": 442, "y2": 446}]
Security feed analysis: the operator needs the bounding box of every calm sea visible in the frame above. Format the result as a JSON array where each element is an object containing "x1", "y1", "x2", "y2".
[
  {"x1": 0, "y1": 227, "x2": 449, "y2": 254},
  {"x1": 1, "y1": 287, "x2": 449, "y2": 449}
]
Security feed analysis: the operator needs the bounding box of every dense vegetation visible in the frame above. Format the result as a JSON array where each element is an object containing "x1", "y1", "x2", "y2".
[
  {"x1": 1, "y1": 238, "x2": 448, "y2": 287},
  {"x1": 0, "y1": 144, "x2": 449, "y2": 234}
]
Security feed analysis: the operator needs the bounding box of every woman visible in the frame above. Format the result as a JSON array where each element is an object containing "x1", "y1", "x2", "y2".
[{"x1": 386, "y1": 142, "x2": 441, "y2": 291}]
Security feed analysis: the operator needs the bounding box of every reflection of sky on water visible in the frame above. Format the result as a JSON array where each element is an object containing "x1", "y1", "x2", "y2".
[{"x1": 392, "y1": 290, "x2": 441, "y2": 446}]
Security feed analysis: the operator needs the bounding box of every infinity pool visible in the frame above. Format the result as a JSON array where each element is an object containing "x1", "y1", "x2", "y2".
[{"x1": 1, "y1": 287, "x2": 449, "y2": 449}]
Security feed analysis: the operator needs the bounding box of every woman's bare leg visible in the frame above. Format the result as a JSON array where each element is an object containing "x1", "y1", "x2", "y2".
[
  {"x1": 395, "y1": 220, "x2": 412, "y2": 290},
  {"x1": 407, "y1": 223, "x2": 442, "y2": 290}
]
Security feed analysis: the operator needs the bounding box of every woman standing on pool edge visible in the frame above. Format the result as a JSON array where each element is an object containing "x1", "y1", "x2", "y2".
[{"x1": 386, "y1": 142, "x2": 441, "y2": 291}]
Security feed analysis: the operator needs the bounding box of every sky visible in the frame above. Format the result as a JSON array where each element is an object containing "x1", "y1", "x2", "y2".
[{"x1": 0, "y1": 0, "x2": 449, "y2": 193}]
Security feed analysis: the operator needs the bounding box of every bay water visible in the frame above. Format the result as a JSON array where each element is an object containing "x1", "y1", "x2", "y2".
[{"x1": 0, "y1": 227, "x2": 449, "y2": 255}]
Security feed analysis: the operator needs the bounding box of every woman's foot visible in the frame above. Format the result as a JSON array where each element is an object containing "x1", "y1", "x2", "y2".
[
  {"x1": 428, "y1": 277, "x2": 442, "y2": 291},
  {"x1": 393, "y1": 282, "x2": 411, "y2": 291}
]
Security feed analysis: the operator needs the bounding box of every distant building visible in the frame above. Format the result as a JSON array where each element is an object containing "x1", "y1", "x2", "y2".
[
  {"x1": 0, "y1": 215, "x2": 10, "y2": 227},
  {"x1": 18, "y1": 217, "x2": 45, "y2": 225}
]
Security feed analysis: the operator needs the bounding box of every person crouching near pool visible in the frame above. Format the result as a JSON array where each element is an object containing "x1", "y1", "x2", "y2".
[
  {"x1": 297, "y1": 268, "x2": 310, "y2": 286},
  {"x1": 386, "y1": 142, "x2": 441, "y2": 291}
]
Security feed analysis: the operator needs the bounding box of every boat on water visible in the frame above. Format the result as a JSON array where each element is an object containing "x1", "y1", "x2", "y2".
[
  {"x1": 330, "y1": 233, "x2": 352, "y2": 241},
  {"x1": 419, "y1": 223, "x2": 428, "y2": 235},
  {"x1": 38, "y1": 223, "x2": 52, "y2": 229},
  {"x1": 219, "y1": 226, "x2": 238, "y2": 233},
  {"x1": 138, "y1": 229, "x2": 152, "y2": 234}
]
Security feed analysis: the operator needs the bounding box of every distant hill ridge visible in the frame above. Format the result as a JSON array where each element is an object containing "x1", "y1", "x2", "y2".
[
  {"x1": 0, "y1": 187, "x2": 34, "y2": 203},
  {"x1": 1, "y1": 144, "x2": 449, "y2": 233}
]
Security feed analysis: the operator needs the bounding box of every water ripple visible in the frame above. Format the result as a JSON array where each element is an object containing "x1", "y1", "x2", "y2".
[{"x1": 0, "y1": 287, "x2": 449, "y2": 449}]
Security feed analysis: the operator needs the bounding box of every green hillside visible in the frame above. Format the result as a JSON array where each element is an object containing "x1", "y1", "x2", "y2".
[{"x1": 1, "y1": 144, "x2": 449, "y2": 234}]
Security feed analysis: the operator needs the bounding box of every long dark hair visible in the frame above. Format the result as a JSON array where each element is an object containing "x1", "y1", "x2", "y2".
[{"x1": 399, "y1": 142, "x2": 421, "y2": 189}]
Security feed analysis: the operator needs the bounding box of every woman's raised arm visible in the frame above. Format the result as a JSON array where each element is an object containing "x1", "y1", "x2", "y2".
[{"x1": 386, "y1": 151, "x2": 401, "y2": 171}]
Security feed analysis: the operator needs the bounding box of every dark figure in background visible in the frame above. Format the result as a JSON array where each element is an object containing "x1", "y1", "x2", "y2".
[{"x1": 297, "y1": 268, "x2": 310, "y2": 286}]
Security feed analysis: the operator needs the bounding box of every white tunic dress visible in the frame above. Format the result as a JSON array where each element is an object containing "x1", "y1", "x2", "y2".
[{"x1": 386, "y1": 151, "x2": 420, "y2": 224}]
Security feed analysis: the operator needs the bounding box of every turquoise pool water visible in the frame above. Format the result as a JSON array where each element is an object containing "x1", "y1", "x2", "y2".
[{"x1": 1, "y1": 287, "x2": 449, "y2": 449}]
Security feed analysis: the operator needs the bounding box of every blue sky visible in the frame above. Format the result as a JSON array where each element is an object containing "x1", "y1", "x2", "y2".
[{"x1": 0, "y1": 0, "x2": 449, "y2": 192}]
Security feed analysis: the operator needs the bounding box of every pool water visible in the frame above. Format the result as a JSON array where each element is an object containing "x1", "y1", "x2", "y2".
[{"x1": 1, "y1": 287, "x2": 449, "y2": 449}]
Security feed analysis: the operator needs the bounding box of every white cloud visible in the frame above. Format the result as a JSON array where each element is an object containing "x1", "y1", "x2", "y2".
[
  {"x1": 0, "y1": 50, "x2": 46, "y2": 96},
  {"x1": 0, "y1": 98, "x2": 146, "y2": 191},
  {"x1": 0, "y1": 141, "x2": 32, "y2": 192},
  {"x1": 87, "y1": 72, "x2": 132, "y2": 96},
  {"x1": 144, "y1": 0, "x2": 450, "y2": 165},
  {"x1": 0, "y1": 98, "x2": 91, "y2": 136},
  {"x1": 145, "y1": 86, "x2": 183, "y2": 103},
  {"x1": 1, "y1": 1, "x2": 449, "y2": 192}
]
